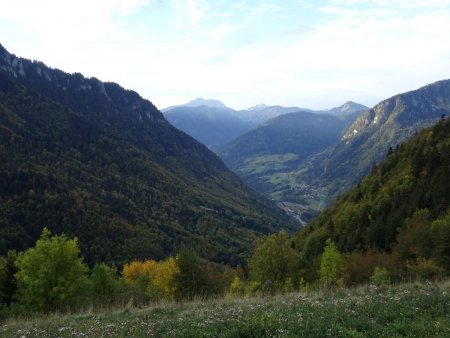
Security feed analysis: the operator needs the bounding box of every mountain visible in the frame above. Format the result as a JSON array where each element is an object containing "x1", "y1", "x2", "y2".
[
  {"x1": 325, "y1": 101, "x2": 369, "y2": 118},
  {"x1": 293, "y1": 116, "x2": 450, "y2": 262},
  {"x1": 0, "y1": 43, "x2": 295, "y2": 265},
  {"x1": 162, "y1": 101, "x2": 314, "y2": 150},
  {"x1": 163, "y1": 105, "x2": 253, "y2": 150},
  {"x1": 235, "y1": 102, "x2": 368, "y2": 127},
  {"x1": 162, "y1": 100, "x2": 368, "y2": 151},
  {"x1": 162, "y1": 97, "x2": 230, "y2": 112},
  {"x1": 218, "y1": 111, "x2": 361, "y2": 222},
  {"x1": 236, "y1": 105, "x2": 312, "y2": 126},
  {"x1": 320, "y1": 80, "x2": 450, "y2": 200}
]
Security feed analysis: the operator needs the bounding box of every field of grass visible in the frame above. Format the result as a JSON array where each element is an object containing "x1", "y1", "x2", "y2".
[{"x1": 1, "y1": 280, "x2": 449, "y2": 337}]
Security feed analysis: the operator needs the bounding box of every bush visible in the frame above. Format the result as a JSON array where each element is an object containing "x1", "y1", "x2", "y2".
[
  {"x1": 229, "y1": 277, "x2": 245, "y2": 296},
  {"x1": 320, "y1": 239, "x2": 343, "y2": 288},
  {"x1": 370, "y1": 267, "x2": 391, "y2": 286},
  {"x1": 342, "y1": 251, "x2": 399, "y2": 286},
  {"x1": 406, "y1": 258, "x2": 444, "y2": 280}
]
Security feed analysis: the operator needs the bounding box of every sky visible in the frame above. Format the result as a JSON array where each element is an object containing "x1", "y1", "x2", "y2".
[{"x1": 0, "y1": 0, "x2": 449, "y2": 110}]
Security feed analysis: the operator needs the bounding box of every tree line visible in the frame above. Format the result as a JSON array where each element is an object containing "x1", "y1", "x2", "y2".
[
  {"x1": 1, "y1": 217, "x2": 448, "y2": 317},
  {"x1": 0, "y1": 228, "x2": 245, "y2": 315}
]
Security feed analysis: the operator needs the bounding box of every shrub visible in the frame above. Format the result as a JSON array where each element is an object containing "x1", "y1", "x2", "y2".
[
  {"x1": 406, "y1": 258, "x2": 444, "y2": 280},
  {"x1": 370, "y1": 267, "x2": 391, "y2": 286}
]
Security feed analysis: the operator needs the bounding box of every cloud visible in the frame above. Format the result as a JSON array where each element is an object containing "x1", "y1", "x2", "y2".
[{"x1": 1, "y1": 0, "x2": 449, "y2": 110}]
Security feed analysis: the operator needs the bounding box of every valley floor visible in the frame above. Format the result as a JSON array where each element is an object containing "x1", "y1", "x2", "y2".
[{"x1": 1, "y1": 280, "x2": 449, "y2": 337}]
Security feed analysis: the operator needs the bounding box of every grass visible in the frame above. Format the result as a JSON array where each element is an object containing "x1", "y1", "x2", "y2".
[
  {"x1": 1, "y1": 280, "x2": 449, "y2": 337},
  {"x1": 241, "y1": 154, "x2": 300, "y2": 175}
]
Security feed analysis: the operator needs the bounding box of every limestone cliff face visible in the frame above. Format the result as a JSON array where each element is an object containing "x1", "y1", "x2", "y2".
[{"x1": 327, "y1": 79, "x2": 450, "y2": 191}]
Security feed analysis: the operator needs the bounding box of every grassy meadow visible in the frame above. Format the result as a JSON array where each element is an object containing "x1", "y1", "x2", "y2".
[{"x1": 1, "y1": 280, "x2": 449, "y2": 337}]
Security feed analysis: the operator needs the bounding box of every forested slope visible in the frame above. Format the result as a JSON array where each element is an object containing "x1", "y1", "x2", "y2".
[{"x1": 0, "y1": 44, "x2": 294, "y2": 266}]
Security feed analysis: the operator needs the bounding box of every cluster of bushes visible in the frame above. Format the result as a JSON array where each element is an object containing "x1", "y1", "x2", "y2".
[
  {"x1": 240, "y1": 215, "x2": 449, "y2": 295},
  {"x1": 0, "y1": 229, "x2": 242, "y2": 315}
]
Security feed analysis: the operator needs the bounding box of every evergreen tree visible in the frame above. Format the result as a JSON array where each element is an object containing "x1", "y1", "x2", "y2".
[
  {"x1": 90, "y1": 263, "x2": 118, "y2": 306},
  {"x1": 0, "y1": 250, "x2": 17, "y2": 307},
  {"x1": 173, "y1": 246, "x2": 208, "y2": 300}
]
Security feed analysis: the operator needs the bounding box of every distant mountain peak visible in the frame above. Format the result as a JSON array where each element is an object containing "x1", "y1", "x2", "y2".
[
  {"x1": 185, "y1": 97, "x2": 228, "y2": 109},
  {"x1": 162, "y1": 97, "x2": 231, "y2": 112},
  {"x1": 325, "y1": 101, "x2": 369, "y2": 118},
  {"x1": 248, "y1": 103, "x2": 267, "y2": 111}
]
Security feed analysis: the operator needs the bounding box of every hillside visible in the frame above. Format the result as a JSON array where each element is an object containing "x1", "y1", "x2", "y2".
[
  {"x1": 0, "y1": 44, "x2": 294, "y2": 265},
  {"x1": 163, "y1": 105, "x2": 253, "y2": 150},
  {"x1": 293, "y1": 116, "x2": 450, "y2": 260}
]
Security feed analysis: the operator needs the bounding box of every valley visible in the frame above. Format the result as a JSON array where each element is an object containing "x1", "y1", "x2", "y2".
[{"x1": 0, "y1": 42, "x2": 449, "y2": 336}]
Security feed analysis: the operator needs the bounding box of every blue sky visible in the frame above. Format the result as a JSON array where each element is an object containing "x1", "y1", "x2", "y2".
[{"x1": 1, "y1": 0, "x2": 449, "y2": 110}]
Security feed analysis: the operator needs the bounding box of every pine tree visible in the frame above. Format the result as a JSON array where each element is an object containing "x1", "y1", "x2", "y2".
[{"x1": 173, "y1": 246, "x2": 208, "y2": 300}]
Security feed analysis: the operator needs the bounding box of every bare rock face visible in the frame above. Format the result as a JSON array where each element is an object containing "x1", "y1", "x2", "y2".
[{"x1": 326, "y1": 79, "x2": 450, "y2": 191}]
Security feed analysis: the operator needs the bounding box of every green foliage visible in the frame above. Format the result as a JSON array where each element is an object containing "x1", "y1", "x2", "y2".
[
  {"x1": 430, "y1": 213, "x2": 450, "y2": 271},
  {"x1": 173, "y1": 246, "x2": 209, "y2": 300},
  {"x1": 320, "y1": 239, "x2": 343, "y2": 288},
  {"x1": 283, "y1": 277, "x2": 294, "y2": 293},
  {"x1": 370, "y1": 267, "x2": 391, "y2": 286},
  {"x1": 406, "y1": 258, "x2": 444, "y2": 281},
  {"x1": 90, "y1": 263, "x2": 119, "y2": 307},
  {"x1": 14, "y1": 228, "x2": 89, "y2": 313},
  {"x1": 229, "y1": 276, "x2": 245, "y2": 296},
  {"x1": 248, "y1": 231, "x2": 298, "y2": 289},
  {"x1": 0, "y1": 250, "x2": 17, "y2": 308},
  {"x1": 298, "y1": 277, "x2": 311, "y2": 292}
]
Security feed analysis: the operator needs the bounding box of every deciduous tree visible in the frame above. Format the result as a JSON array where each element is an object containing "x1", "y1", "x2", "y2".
[
  {"x1": 320, "y1": 239, "x2": 343, "y2": 288},
  {"x1": 14, "y1": 228, "x2": 88, "y2": 312}
]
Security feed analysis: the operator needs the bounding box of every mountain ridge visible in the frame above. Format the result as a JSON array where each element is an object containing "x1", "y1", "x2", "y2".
[{"x1": 323, "y1": 79, "x2": 450, "y2": 195}]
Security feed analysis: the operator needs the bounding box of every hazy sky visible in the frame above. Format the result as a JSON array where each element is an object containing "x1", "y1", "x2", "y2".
[{"x1": 1, "y1": 0, "x2": 449, "y2": 110}]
